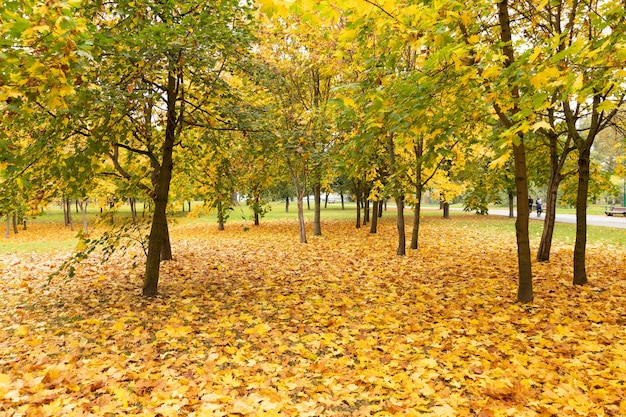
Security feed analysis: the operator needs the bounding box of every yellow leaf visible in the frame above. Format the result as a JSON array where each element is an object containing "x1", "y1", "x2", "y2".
[
  {"x1": 531, "y1": 120, "x2": 552, "y2": 132},
  {"x1": 15, "y1": 325, "x2": 29, "y2": 337},
  {"x1": 530, "y1": 67, "x2": 560, "y2": 89}
]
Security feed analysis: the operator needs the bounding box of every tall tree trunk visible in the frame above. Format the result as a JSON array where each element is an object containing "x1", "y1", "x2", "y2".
[
  {"x1": 4, "y1": 215, "x2": 9, "y2": 238},
  {"x1": 62, "y1": 197, "x2": 69, "y2": 226},
  {"x1": 285, "y1": 196, "x2": 289, "y2": 213},
  {"x1": 363, "y1": 198, "x2": 370, "y2": 226},
  {"x1": 498, "y1": 0, "x2": 533, "y2": 302},
  {"x1": 286, "y1": 159, "x2": 307, "y2": 243},
  {"x1": 379, "y1": 200, "x2": 383, "y2": 217},
  {"x1": 217, "y1": 201, "x2": 225, "y2": 230},
  {"x1": 388, "y1": 134, "x2": 405, "y2": 255},
  {"x1": 411, "y1": 182, "x2": 423, "y2": 250},
  {"x1": 313, "y1": 182, "x2": 321, "y2": 236},
  {"x1": 129, "y1": 197, "x2": 137, "y2": 225},
  {"x1": 443, "y1": 201, "x2": 450, "y2": 219},
  {"x1": 573, "y1": 146, "x2": 591, "y2": 285},
  {"x1": 143, "y1": 68, "x2": 178, "y2": 297},
  {"x1": 411, "y1": 137, "x2": 424, "y2": 251},
  {"x1": 396, "y1": 196, "x2": 406, "y2": 255},
  {"x1": 353, "y1": 179, "x2": 361, "y2": 229},
  {"x1": 296, "y1": 195, "x2": 307, "y2": 243},
  {"x1": 12, "y1": 212, "x2": 18, "y2": 234},
  {"x1": 340, "y1": 192, "x2": 345, "y2": 210},
  {"x1": 508, "y1": 192, "x2": 514, "y2": 218},
  {"x1": 254, "y1": 193, "x2": 260, "y2": 226},
  {"x1": 66, "y1": 198, "x2": 74, "y2": 232},
  {"x1": 370, "y1": 199, "x2": 379, "y2": 234},
  {"x1": 537, "y1": 173, "x2": 561, "y2": 261}
]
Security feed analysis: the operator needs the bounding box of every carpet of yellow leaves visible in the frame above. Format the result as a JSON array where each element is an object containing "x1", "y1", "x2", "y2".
[{"x1": 1, "y1": 217, "x2": 625, "y2": 416}]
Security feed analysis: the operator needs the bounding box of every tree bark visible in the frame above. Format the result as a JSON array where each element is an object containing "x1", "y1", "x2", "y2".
[
  {"x1": 363, "y1": 198, "x2": 370, "y2": 226},
  {"x1": 498, "y1": 0, "x2": 533, "y2": 302},
  {"x1": 62, "y1": 197, "x2": 68, "y2": 226},
  {"x1": 410, "y1": 183, "x2": 423, "y2": 250},
  {"x1": 443, "y1": 201, "x2": 450, "y2": 219},
  {"x1": 396, "y1": 196, "x2": 406, "y2": 255},
  {"x1": 353, "y1": 180, "x2": 361, "y2": 229},
  {"x1": 254, "y1": 193, "x2": 260, "y2": 226},
  {"x1": 129, "y1": 197, "x2": 137, "y2": 225},
  {"x1": 285, "y1": 196, "x2": 289, "y2": 213},
  {"x1": 66, "y1": 198, "x2": 74, "y2": 232},
  {"x1": 508, "y1": 192, "x2": 514, "y2": 218},
  {"x1": 369, "y1": 199, "x2": 379, "y2": 234},
  {"x1": 143, "y1": 68, "x2": 178, "y2": 297},
  {"x1": 573, "y1": 146, "x2": 590, "y2": 285},
  {"x1": 217, "y1": 201, "x2": 225, "y2": 230},
  {"x1": 411, "y1": 157, "x2": 424, "y2": 250},
  {"x1": 12, "y1": 212, "x2": 18, "y2": 234},
  {"x1": 313, "y1": 182, "x2": 321, "y2": 236},
  {"x1": 537, "y1": 173, "x2": 561, "y2": 261},
  {"x1": 296, "y1": 195, "x2": 307, "y2": 243}
]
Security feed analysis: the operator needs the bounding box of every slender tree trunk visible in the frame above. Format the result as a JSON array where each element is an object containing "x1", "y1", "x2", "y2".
[
  {"x1": 353, "y1": 180, "x2": 361, "y2": 229},
  {"x1": 378, "y1": 200, "x2": 383, "y2": 217},
  {"x1": 340, "y1": 192, "x2": 345, "y2": 210},
  {"x1": 129, "y1": 197, "x2": 137, "y2": 225},
  {"x1": 12, "y1": 212, "x2": 18, "y2": 234},
  {"x1": 285, "y1": 196, "x2": 289, "y2": 213},
  {"x1": 143, "y1": 69, "x2": 178, "y2": 297},
  {"x1": 62, "y1": 197, "x2": 69, "y2": 226},
  {"x1": 388, "y1": 134, "x2": 405, "y2": 255},
  {"x1": 5, "y1": 215, "x2": 9, "y2": 238},
  {"x1": 254, "y1": 194, "x2": 260, "y2": 226},
  {"x1": 66, "y1": 198, "x2": 74, "y2": 232},
  {"x1": 313, "y1": 182, "x2": 321, "y2": 236},
  {"x1": 537, "y1": 174, "x2": 561, "y2": 261},
  {"x1": 508, "y1": 192, "x2": 514, "y2": 218},
  {"x1": 410, "y1": 183, "x2": 423, "y2": 250},
  {"x1": 370, "y1": 199, "x2": 379, "y2": 234},
  {"x1": 296, "y1": 195, "x2": 307, "y2": 243},
  {"x1": 443, "y1": 201, "x2": 450, "y2": 219},
  {"x1": 573, "y1": 147, "x2": 591, "y2": 285},
  {"x1": 396, "y1": 196, "x2": 406, "y2": 255},
  {"x1": 324, "y1": 192, "x2": 329, "y2": 209},
  {"x1": 498, "y1": 0, "x2": 533, "y2": 302},
  {"x1": 411, "y1": 137, "x2": 424, "y2": 250},
  {"x1": 217, "y1": 201, "x2": 225, "y2": 230},
  {"x1": 363, "y1": 198, "x2": 370, "y2": 226}
]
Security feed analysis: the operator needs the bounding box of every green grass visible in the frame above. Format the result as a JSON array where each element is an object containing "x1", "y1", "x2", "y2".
[{"x1": 2, "y1": 201, "x2": 624, "y2": 254}]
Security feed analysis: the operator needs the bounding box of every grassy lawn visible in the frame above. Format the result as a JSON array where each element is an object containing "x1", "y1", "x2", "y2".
[{"x1": 2, "y1": 200, "x2": 625, "y2": 254}]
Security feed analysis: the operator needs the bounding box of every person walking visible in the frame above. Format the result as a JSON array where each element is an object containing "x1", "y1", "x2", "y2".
[
  {"x1": 536, "y1": 196, "x2": 542, "y2": 217},
  {"x1": 528, "y1": 197, "x2": 534, "y2": 215}
]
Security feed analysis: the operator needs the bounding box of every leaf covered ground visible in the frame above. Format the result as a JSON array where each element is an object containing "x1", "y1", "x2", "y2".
[{"x1": 1, "y1": 216, "x2": 625, "y2": 416}]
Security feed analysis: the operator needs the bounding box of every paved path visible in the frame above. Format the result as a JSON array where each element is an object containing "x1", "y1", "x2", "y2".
[{"x1": 487, "y1": 209, "x2": 626, "y2": 229}]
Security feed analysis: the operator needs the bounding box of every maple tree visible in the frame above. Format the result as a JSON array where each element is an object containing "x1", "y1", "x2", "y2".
[{"x1": 3, "y1": 0, "x2": 624, "y2": 305}]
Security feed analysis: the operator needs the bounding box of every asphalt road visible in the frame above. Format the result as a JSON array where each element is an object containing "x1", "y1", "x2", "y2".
[{"x1": 487, "y1": 209, "x2": 626, "y2": 229}]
